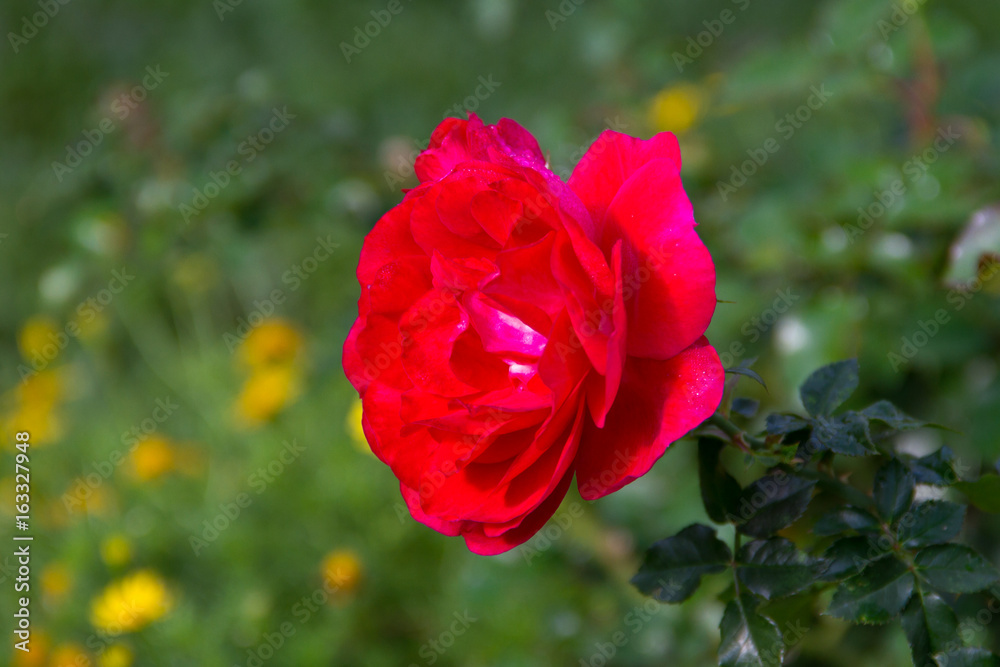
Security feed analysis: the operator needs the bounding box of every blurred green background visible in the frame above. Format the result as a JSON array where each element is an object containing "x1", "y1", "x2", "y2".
[{"x1": 2, "y1": 0, "x2": 1000, "y2": 665}]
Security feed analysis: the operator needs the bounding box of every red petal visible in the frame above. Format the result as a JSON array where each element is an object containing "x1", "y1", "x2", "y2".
[
  {"x1": 575, "y1": 338, "x2": 724, "y2": 500},
  {"x1": 567, "y1": 130, "x2": 682, "y2": 225}
]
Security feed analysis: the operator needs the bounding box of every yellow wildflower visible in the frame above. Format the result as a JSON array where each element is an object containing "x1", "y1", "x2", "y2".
[
  {"x1": 49, "y1": 644, "x2": 89, "y2": 667},
  {"x1": 98, "y1": 644, "x2": 133, "y2": 667},
  {"x1": 321, "y1": 549, "x2": 363, "y2": 596},
  {"x1": 90, "y1": 570, "x2": 174, "y2": 634},
  {"x1": 346, "y1": 398, "x2": 374, "y2": 456},
  {"x1": 234, "y1": 365, "x2": 302, "y2": 426},
  {"x1": 17, "y1": 316, "x2": 61, "y2": 363},
  {"x1": 649, "y1": 83, "x2": 703, "y2": 134},
  {"x1": 129, "y1": 435, "x2": 176, "y2": 481},
  {"x1": 238, "y1": 319, "x2": 303, "y2": 368},
  {"x1": 100, "y1": 534, "x2": 133, "y2": 568},
  {"x1": 40, "y1": 563, "x2": 72, "y2": 603}
]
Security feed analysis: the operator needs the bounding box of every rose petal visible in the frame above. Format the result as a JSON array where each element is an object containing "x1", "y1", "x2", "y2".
[{"x1": 575, "y1": 337, "x2": 724, "y2": 501}]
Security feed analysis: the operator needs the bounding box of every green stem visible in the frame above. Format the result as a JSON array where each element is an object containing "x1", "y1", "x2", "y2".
[{"x1": 706, "y1": 413, "x2": 766, "y2": 450}]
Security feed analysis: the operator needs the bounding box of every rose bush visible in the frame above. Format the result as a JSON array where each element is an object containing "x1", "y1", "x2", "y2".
[{"x1": 343, "y1": 114, "x2": 724, "y2": 554}]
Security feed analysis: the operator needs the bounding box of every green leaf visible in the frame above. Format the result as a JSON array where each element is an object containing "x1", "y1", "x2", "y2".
[
  {"x1": 736, "y1": 537, "x2": 818, "y2": 599},
  {"x1": 813, "y1": 507, "x2": 881, "y2": 536},
  {"x1": 874, "y1": 458, "x2": 915, "y2": 524},
  {"x1": 954, "y1": 475, "x2": 1000, "y2": 513},
  {"x1": 727, "y1": 366, "x2": 768, "y2": 390},
  {"x1": 732, "y1": 398, "x2": 760, "y2": 419},
  {"x1": 934, "y1": 648, "x2": 1000, "y2": 667},
  {"x1": 631, "y1": 524, "x2": 732, "y2": 603},
  {"x1": 862, "y1": 400, "x2": 928, "y2": 430},
  {"x1": 820, "y1": 536, "x2": 891, "y2": 582},
  {"x1": 805, "y1": 412, "x2": 876, "y2": 456},
  {"x1": 913, "y1": 447, "x2": 959, "y2": 486},
  {"x1": 698, "y1": 438, "x2": 743, "y2": 524},
  {"x1": 799, "y1": 359, "x2": 859, "y2": 417},
  {"x1": 915, "y1": 544, "x2": 1000, "y2": 594},
  {"x1": 719, "y1": 594, "x2": 784, "y2": 667},
  {"x1": 765, "y1": 413, "x2": 809, "y2": 436},
  {"x1": 901, "y1": 592, "x2": 960, "y2": 667},
  {"x1": 897, "y1": 501, "x2": 966, "y2": 548},
  {"x1": 735, "y1": 473, "x2": 816, "y2": 538},
  {"x1": 826, "y1": 557, "x2": 915, "y2": 624}
]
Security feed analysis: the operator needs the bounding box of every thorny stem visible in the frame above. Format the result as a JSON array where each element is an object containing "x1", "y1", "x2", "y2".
[{"x1": 706, "y1": 413, "x2": 766, "y2": 451}]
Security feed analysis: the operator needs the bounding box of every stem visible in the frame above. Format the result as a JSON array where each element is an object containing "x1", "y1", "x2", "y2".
[{"x1": 706, "y1": 413, "x2": 766, "y2": 450}]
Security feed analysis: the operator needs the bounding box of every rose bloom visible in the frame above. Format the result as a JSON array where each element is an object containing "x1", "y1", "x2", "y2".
[{"x1": 344, "y1": 115, "x2": 723, "y2": 554}]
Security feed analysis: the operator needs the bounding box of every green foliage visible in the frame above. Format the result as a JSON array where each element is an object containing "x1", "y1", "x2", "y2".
[{"x1": 633, "y1": 360, "x2": 1000, "y2": 666}]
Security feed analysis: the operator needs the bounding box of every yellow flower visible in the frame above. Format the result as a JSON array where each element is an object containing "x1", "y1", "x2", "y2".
[
  {"x1": 129, "y1": 435, "x2": 175, "y2": 481},
  {"x1": 18, "y1": 316, "x2": 62, "y2": 363},
  {"x1": 234, "y1": 366, "x2": 302, "y2": 426},
  {"x1": 40, "y1": 563, "x2": 72, "y2": 603},
  {"x1": 11, "y1": 629, "x2": 48, "y2": 666},
  {"x1": 649, "y1": 83, "x2": 703, "y2": 134},
  {"x1": 90, "y1": 570, "x2": 174, "y2": 635},
  {"x1": 18, "y1": 369, "x2": 63, "y2": 410},
  {"x1": 4, "y1": 403, "x2": 64, "y2": 447},
  {"x1": 238, "y1": 320, "x2": 303, "y2": 368},
  {"x1": 346, "y1": 398, "x2": 374, "y2": 457},
  {"x1": 321, "y1": 549, "x2": 363, "y2": 596},
  {"x1": 101, "y1": 534, "x2": 133, "y2": 568},
  {"x1": 98, "y1": 644, "x2": 133, "y2": 667},
  {"x1": 49, "y1": 643, "x2": 89, "y2": 667}
]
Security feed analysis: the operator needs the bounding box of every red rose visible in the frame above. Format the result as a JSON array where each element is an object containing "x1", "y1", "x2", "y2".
[{"x1": 344, "y1": 114, "x2": 723, "y2": 554}]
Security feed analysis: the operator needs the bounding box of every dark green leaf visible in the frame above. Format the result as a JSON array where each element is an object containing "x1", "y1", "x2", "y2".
[
  {"x1": 732, "y1": 398, "x2": 760, "y2": 419},
  {"x1": 820, "y1": 536, "x2": 891, "y2": 582},
  {"x1": 765, "y1": 413, "x2": 809, "y2": 436},
  {"x1": 862, "y1": 400, "x2": 928, "y2": 430},
  {"x1": 913, "y1": 447, "x2": 959, "y2": 486},
  {"x1": 826, "y1": 557, "x2": 915, "y2": 624},
  {"x1": 813, "y1": 507, "x2": 881, "y2": 536},
  {"x1": 874, "y1": 458, "x2": 915, "y2": 524},
  {"x1": 736, "y1": 473, "x2": 816, "y2": 538},
  {"x1": 954, "y1": 476, "x2": 1000, "y2": 513},
  {"x1": 727, "y1": 366, "x2": 768, "y2": 390},
  {"x1": 698, "y1": 438, "x2": 743, "y2": 524},
  {"x1": 736, "y1": 537, "x2": 818, "y2": 599},
  {"x1": 799, "y1": 359, "x2": 859, "y2": 417},
  {"x1": 805, "y1": 412, "x2": 876, "y2": 457},
  {"x1": 631, "y1": 524, "x2": 732, "y2": 603},
  {"x1": 719, "y1": 594, "x2": 783, "y2": 667},
  {"x1": 915, "y1": 544, "x2": 1000, "y2": 594},
  {"x1": 897, "y1": 501, "x2": 966, "y2": 548},
  {"x1": 934, "y1": 648, "x2": 1000, "y2": 667},
  {"x1": 901, "y1": 592, "x2": 959, "y2": 667}
]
